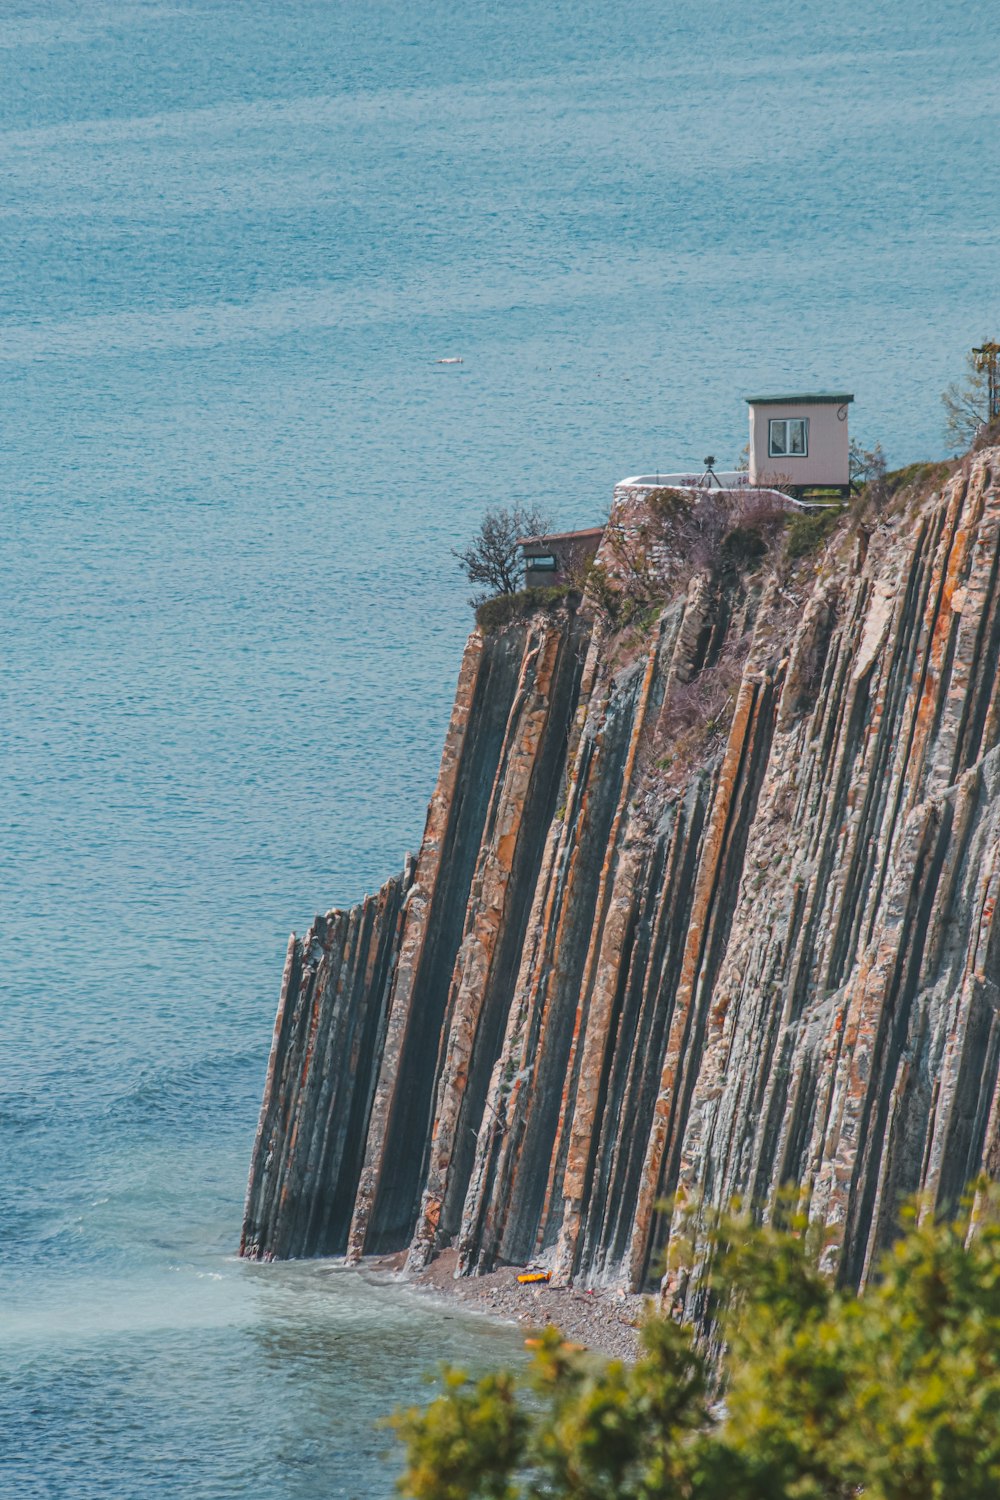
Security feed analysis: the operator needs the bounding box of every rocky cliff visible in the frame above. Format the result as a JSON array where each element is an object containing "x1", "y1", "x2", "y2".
[{"x1": 242, "y1": 446, "x2": 1000, "y2": 1302}]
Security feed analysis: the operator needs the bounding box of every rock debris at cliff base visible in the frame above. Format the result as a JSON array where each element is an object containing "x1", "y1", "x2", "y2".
[
  {"x1": 242, "y1": 448, "x2": 1000, "y2": 1310},
  {"x1": 367, "y1": 1249, "x2": 645, "y2": 1363}
]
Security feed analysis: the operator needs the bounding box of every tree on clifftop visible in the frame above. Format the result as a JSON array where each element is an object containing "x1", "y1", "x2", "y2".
[
  {"x1": 454, "y1": 504, "x2": 551, "y2": 607},
  {"x1": 942, "y1": 349, "x2": 990, "y2": 451},
  {"x1": 391, "y1": 1187, "x2": 1000, "y2": 1500}
]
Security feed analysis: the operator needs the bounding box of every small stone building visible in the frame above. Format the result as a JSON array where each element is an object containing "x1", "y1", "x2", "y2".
[
  {"x1": 746, "y1": 392, "x2": 853, "y2": 493},
  {"x1": 521, "y1": 526, "x2": 604, "y2": 588}
]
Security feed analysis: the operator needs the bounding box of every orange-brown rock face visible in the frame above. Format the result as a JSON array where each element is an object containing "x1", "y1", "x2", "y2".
[
  {"x1": 242, "y1": 611, "x2": 590, "y2": 1261},
  {"x1": 240, "y1": 868, "x2": 413, "y2": 1260},
  {"x1": 243, "y1": 448, "x2": 1000, "y2": 1297}
]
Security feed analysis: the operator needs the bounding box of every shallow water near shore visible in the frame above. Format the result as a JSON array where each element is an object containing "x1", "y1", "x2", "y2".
[
  {"x1": 1, "y1": 1254, "x2": 525, "y2": 1499},
  {"x1": 2, "y1": 0, "x2": 997, "y2": 1495}
]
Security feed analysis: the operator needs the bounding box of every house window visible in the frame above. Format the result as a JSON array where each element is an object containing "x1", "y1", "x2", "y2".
[
  {"x1": 769, "y1": 418, "x2": 809, "y2": 457},
  {"x1": 526, "y1": 554, "x2": 557, "y2": 572}
]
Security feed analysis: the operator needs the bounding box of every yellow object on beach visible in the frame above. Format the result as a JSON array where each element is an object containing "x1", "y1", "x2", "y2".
[{"x1": 517, "y1": 1271, "x2": 551, "y2": 1284}]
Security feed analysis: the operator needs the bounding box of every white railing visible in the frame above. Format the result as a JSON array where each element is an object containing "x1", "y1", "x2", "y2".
[
  {"x1": 620, "y1": 471, "x2": 747, "y2": 488},
  {"x1": 617, "y1": 474, "x2": 845, "y2": 511}
]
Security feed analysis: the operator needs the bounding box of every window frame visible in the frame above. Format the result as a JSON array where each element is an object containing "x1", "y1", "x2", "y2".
[
  {"x1": 525, "y1": 553, "x2": 558, "y2": 573},
  {"x1": 768, "y1": 417, "x2": 809, "y2": 458}
]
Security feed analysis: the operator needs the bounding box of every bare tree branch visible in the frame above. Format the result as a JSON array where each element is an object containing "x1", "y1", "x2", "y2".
[
  {"x1": 453, "y1": 504, "x2": 552, "y2": 607},
  {"x1": 942, "y1": 351, "x2": 989, "y2": 451}
]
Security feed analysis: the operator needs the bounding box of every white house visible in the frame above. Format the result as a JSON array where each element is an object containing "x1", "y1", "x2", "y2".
[{"x1": 746, "y1": 392, "x2": 853, "y2": 493}]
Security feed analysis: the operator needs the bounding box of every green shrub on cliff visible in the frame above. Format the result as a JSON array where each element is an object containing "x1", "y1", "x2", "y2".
[
  {"x1": 883, "y1": 459, "x2": 954, "y2": 502},
  {"x1": 784, "y1": 507, "x2": 842, "y2": 560},
  {"x1": 475, "y1": 585, "x2": 574, "y2": 634},
  {"x1": 391, "y1": 1188, "x2": 1000, "y2": 1499}
]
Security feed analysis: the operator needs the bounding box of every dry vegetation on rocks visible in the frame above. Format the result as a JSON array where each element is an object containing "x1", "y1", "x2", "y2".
[{"x1": 584, "y1": 486, "x2": 790, "y2": 636}]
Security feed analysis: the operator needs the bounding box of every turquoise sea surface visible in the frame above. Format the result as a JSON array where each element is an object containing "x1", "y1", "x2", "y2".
[{"x1": 2, "y1": 2, "x2": 997, "y2": 1495}]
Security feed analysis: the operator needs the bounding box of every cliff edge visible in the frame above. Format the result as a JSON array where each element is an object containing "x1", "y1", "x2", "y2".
[{"x1": 242, "y1": 446, "x2": 1000, "y2": 1303}]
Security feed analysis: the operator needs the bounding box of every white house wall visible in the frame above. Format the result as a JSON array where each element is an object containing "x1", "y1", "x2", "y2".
[{"x1": 748, "y1": 401, "x2": 850, "y2": 487}]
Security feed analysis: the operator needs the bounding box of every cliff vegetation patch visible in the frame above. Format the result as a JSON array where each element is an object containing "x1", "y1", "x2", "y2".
[
  {"x1": 589, "y1": 487, "x2": 789, "y2": 637},
  {"x1": 475, "y1": 584, "x2": 576, "y2": 634},
  {"x1": 654, "y1": 643, "x2": 749, "y2": 787},
  {"x1": 784, "y1": 506, "x2": 842, "y2": 560}
]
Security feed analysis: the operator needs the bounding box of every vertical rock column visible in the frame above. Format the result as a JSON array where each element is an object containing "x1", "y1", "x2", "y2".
[
  {"x1": 406, "y1": 616, "x2": 589, "y2": 1268},
  {"x1": 348, "y1": 609, "x2": 589, "y2": 1260},
  {"x1": 240, "y1": 865, "x2": 413, "y2": 1260}
]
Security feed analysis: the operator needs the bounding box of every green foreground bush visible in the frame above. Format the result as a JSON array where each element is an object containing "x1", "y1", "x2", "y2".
[{"x1": 392, "y1": 1192, "x2": 1000, "y2": 1499}]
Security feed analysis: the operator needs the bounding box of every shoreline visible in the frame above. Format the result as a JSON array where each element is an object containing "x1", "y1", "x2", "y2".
[{"x1": 363, "y1": 1248, "x2": 646, "y2": 1362}]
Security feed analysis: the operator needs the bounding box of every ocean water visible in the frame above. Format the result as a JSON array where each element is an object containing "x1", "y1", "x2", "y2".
[{"x1": 2, "y1": 2, "x2": 997, "y2": 1495}]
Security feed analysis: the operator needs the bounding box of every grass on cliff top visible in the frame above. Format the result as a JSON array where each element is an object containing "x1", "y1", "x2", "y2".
[
  {"x1": 884, "y1": 459, "x2": 954, "y2": 499},
  {"x1": 784, "y1": 451, "x2": 971, "y2": 564},
  {"x1": 475, "y1": 584, "x2": 576, "y2": 634},
  {"x1": 782, "y1": 460, "x2": 955, "y2": 564}
]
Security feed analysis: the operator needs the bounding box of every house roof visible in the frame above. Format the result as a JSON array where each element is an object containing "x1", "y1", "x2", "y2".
[
  {"x1": 518, "y1": 526, "x2": 605, "y2": 546},
  {"x1": 744, "y1": 393, "x2": 854, "y2": 406}
]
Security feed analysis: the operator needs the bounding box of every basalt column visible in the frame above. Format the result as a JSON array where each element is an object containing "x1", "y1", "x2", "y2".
[
  {"x1": 241, "y1": 867, "x2": 413, "y2": 1260},
  {"x1": 456, "y1": 557, "x2": 768, "y2": 1284},
  {"x1": 406, "y1": 615, "x2": 590, "y2": 1268},
  {"x1": 347, "y1": 608, "x2": 591, "y2": 1260}
]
